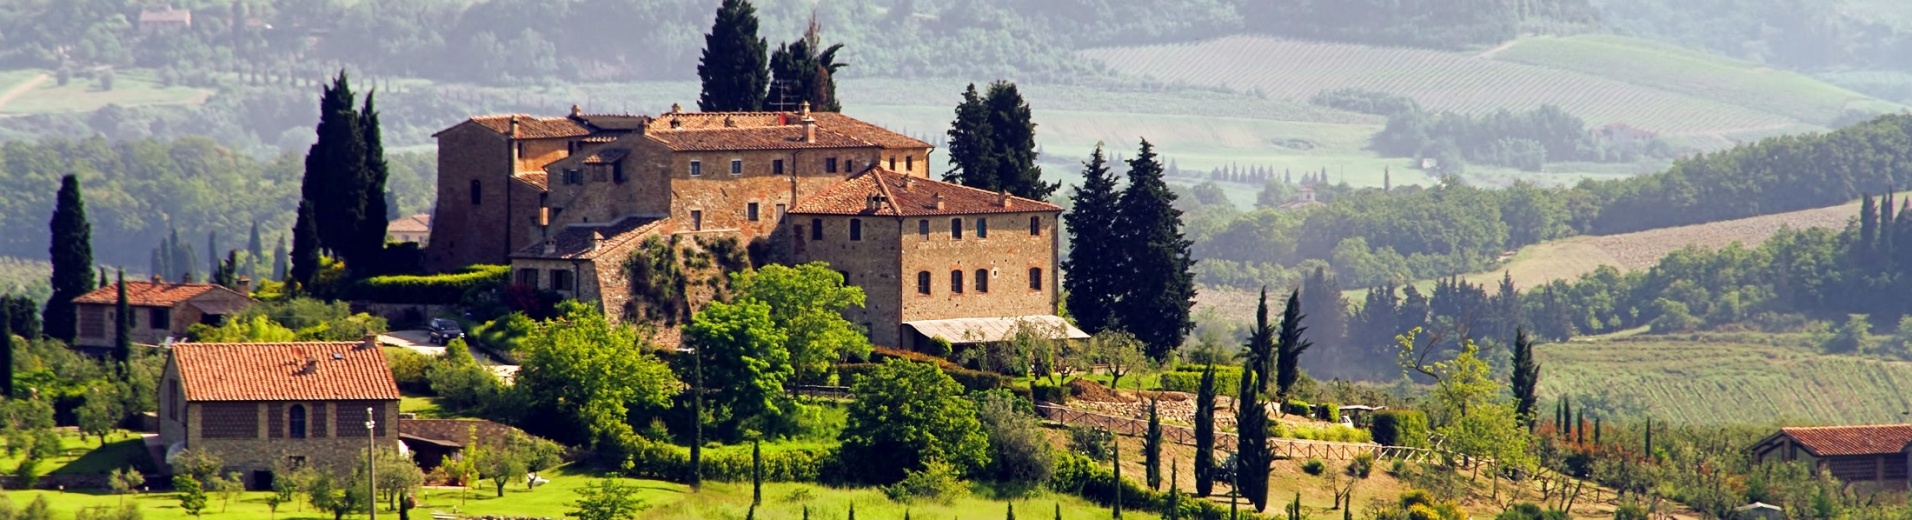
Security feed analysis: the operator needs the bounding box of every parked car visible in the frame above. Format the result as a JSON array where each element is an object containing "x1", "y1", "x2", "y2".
[{"x1": 427, "y1": 319, "x2": 465, "y2": 345}]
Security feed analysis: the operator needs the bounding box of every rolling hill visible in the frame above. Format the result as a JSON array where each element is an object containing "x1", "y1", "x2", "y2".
[{"x1": 1541, "y1": 335, "x2": 1912, "y2": 425}]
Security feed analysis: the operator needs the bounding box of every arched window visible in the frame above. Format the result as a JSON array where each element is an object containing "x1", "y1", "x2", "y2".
[
  {"x1": 469, "y1": 180, "x2": 483, "y2": 205},
  {"x1": 976, "y1": 218, "x2": 988, "y2": 238},
  {"x1": 916, "y1": 271, "x2": 931, "y2": 294},
  {"x1": 951, "y1": 270, "x2": 964, "y2": 293},
  {"x1": 810, "y1": 218, "x2": 824, "y2": 240},
  {"x1": 951, "y1": 218, "x2": 964, "y2": 239},
  {"x1": 1030, "y1": 216, "x2": 1042, "y2": 236},
  {"x1": 850, "y1": 219, "x2": 863, "y2": 241},
  {"x1": 289, "y1": 404, "x2": 307, "y2": 439},
  {"x1": 1030, "y1": 268, "x2": 1043, "y2": 290},
  {"x1": 975, "y1": 269, "x2": 990, "y2": 293}
]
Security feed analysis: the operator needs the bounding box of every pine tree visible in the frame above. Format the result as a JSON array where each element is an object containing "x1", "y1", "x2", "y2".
[
  {"x1": 945, "y1": 84, "x2": 997, "y2": 189},
  {"x1": 357, "y1": 90, "x2": 391, "y2": 272},
  {"x1": 1145, "y1": 399, "x2": 1163, "y2": 490},
  {"x1": 1114, "y1": 139, "x2": 1195, "y2": 359},
  {"x1": 696, "y1": 0, "x2": 769, "y2": 112},
  {"x1": 1237, "y1": 369, "x2": 1270, "y2": 512},
  {"x1": 0, "y1": 302, "x2": 13, "y2": 398},
  {"x1": 1275, "y1": 289, "x2": 1314, "y2": 400},
  {"x1": 1194, "y1": 364, "x2": 1217, "y2": 497},
  {"x1": 1063, "y1": 145, "x2": 1123, "y2": 334},
  {"x1": 982, "y1": 82, "x2": 1055, "y2": 199},
  {"x1": 290, "y1": 201, "x2": 321, "y2": 288},
  {"x1": 45, "y1": 175, "x2": 95, "y2": 344},
  {"x1": 1510, "y1": 328, "x2": 1541, "y2": 430},
  {"x1": 113, "y1": 269, "x2": 130, "y2": 364},
  {"x1": 768, "y1": 16, "x2": 846, "y2": 112}
]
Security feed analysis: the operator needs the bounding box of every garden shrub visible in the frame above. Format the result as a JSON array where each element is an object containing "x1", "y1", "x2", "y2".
[
  {"x1": 1282, "y1": 400, "x2": 1312, "y2": 417},
  {"x1": 1032, "y1": 381, "x2": 1068, "y2": 404},
  {"x1": 1372, "y1": 410, "x2": 1429, "y2": 448},
  {"x1": 1158, "y1": 366, "x2": 1243, "y2": 397},
  {"x1": 1497, "y1": 503, "x2": 1568, "y2": 520},
  {"x1": 1352, "y1": 452, "x2": 1375, "y2": 478},
  {"x1": 1317, "y1": 402, "x2": 1341, "y2": 423},
  {"x1": 1069, "y1": 426, "x2": 1114, "y2": 462},
  {"x1": 619, "y1": 435, "x2": 837, "y2": 483},
  {"x1": 1050, "y1": 453, "x2": 1263, "y2": 520},
  {"x1": 386, "y1": 348, "x2": 433, "y2": 394},
  {"x1": 883, "y1": 461, "x2": 968, "y2": 504},
  {"x1": 1302, "y1": 458, "x2": 1326, "y2": 475},
  {"x1": 345, "y1": 264, "x2": 508, "y2": 304}
]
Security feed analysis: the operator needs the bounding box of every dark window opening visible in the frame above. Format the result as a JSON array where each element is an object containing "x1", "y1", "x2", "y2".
[
  {"x1": 563, "y1": 169, "x2": 582, "y2": 185},
  {"x1": 850, "y1": 219, "x2": 863, "y2": 241},
  {"x1": 889, "y1": 156, "x2": 896, "y2": 170},
  {"x1": 976, "y1": 269, "x2": 990, "y2": 293},
  {"x1": 1030, "y1": 268, "x2": 1044, "y2": 290},
  {"x1": 951, "y1": 218, "x2": 963, "y2": 239},
  {"x1": 690, "y1": 210, "x2": 703, "y2": 231},
  {"x1": 918, "y1": 219, "x2": 929, "y2": 236},
  {"x1": 951, "y1": 270, "x2": 964, "y2": 293},
  {"x1": 774, "y1": 159, "x2": 785, "y2": 174},
  {"x1": 517, "y1": 268, "x2": 539, "y2": 288},
  {"x1": 977, "y1": 218, "x2": 988, "y2": 238},
  {"x1": 906, "y1": 156, "x2": 914, "y2": 171},
  {"x1": 730, "y1": 159, "x2": 743, "y2": 175},
  {"x1": 810, "y1": 218, "x2": 823, "y2": 240},
  {"x1": 826, "y1": 158, "x2": 838, "y2": 173},
  {"x1": 150, "y1": 307, "x2": 170, "y2": 329},
  {"x1": 469, "y1": 180, "x2": 483, "y2": 205},
  {"x1": 613, "y1": 163, "x2": 626, "y2": 183},
  {"x1": 1030, "y1": 216, "x2": 1041, "y2": 236},
  {"x1": 289, "y1": 404, "x2": 307, "y2": 439},
  {"x1": 551, "y1": 270, "x2": 574, "y2": 291},
  {"x1": 917, "y1": 271, "x2": 931, "y2": 294},
  {"x1": 689, "y1": 161, "x2": 702, "y2": 176},
  {"x1": 748, "y1": 202, "x2": 761, "y2": 222}
]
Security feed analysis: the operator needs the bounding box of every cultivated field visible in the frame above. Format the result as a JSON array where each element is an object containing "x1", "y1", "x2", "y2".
[
  {"x1": 1082, "y1": 35, "x2": 1854, "y2": 138},
  {"x1": 1541, "y1": 336, "x2": 1912, "y2": 425},
  {"x1": 0, "y1": 69, "x2": 211, "y2": 115}
]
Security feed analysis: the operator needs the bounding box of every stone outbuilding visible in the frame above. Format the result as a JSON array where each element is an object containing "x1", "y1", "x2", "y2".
[
  {"x1": 1749, "y1": 424, "x2": 1912, "y2": 488},
  {"x1": 157, "y1": 338, "x2": 401, "y2": 489},
  {"x1": 70, "y1": 280, "x2": 255, "y2": 351}
]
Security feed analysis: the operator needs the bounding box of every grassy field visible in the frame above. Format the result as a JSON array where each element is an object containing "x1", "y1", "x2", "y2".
[
  {"x1": 0, "y1": 69, "x2": 211, "y2": 115},
  {"x1": 1081, "y1": 35, "x2": 1870, "y2": 139},
  {"x1": 1540, "y1": 335, "x2": 1912, "y2": 425}
]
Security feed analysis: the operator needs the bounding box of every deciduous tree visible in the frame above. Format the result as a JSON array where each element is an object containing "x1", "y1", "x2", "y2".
[
  {"x1": 569, "y1": 478, "x2": 648, "y2": 520},
  {"x1": 514, "y1": 306, "x2": 680, "y2": 447},
  {"x1": 730, "y1": 263, "x2": 867, "y2": 385},
  {"x1": 685, "y1": 299, "x2": 794, "y2": 438},
  {"x1": 839, "y1": 359, "x2": 989, "y2": 484}
]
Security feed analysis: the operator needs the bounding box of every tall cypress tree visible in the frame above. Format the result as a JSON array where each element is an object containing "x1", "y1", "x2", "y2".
[
  {"x1": 1193, "y1": 364, "x2": 1217, "y2": 497},
  {"x1": 301, "y1": 71, "x2": 371, "y2": 270},
  {"x1": 1510, "y1": 328, "x2": 1541, "y2": 430},
  {"x1": 358, "y1": 89, "x2": 391, "y2": 271},
  {"x1": 247, "y1": 221, "x2": 264, "y2": 277},
  {"x1": 290, "y1": 201, "x2": 321, "y2": 288},
  {"x1": 696, "y1": 0, "x2": 769, "y2": 112},
  {"x1": 1112, "y1": 427, "x2": 1122, "y2": 519},
  {"x1": 1274, "y1": 289, "x2": 1313, "y2": 400},
  {"x1": 273, "y1": 236, "x2": 289, "y2": 282},
  {"x1": 944, "y1": 84, "x2": 996, "y2": 189},
  {"x1": 1145, "y1": 399, "x2": 1163, "y2": 490},
  {"x1": 1236, "y1": 368, "x2": 1269, "y2": 512},
  {"x1": 1113, "y1": 139, "x2": 1195, "y2": 359},
  {"x1": 751, "y1": 439, "x2": 762, "y2": 505},
  {"x1": 1063, "y1": 145, "x2": 1122, "y2": 333},
  {"x1": 1298, "y1": 267, "x2": 1343, "y2": 367},
  {"x1": 46, "y1": 175, "x2": 95, "y2": 344},
  {"x1": 982, "y1": 81, "x2": 1055, "y2": 200},
  {"x1": 206, "y1": 230, "x2": 218, "y2": 279},
  {"x1": 1246, "y1": 288, "x2": 1275, "y2": 395},
  {"x1": 113, "y1": 269, "x2": 131, "y2": 363},
  {"x1": 0, "y1": 302, "x2": 13, "y2": 399}
]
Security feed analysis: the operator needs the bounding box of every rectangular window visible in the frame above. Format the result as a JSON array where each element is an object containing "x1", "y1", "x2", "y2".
[
  {"x1": 976, "y1": 218, "x2": 988, "y2": 239},
  {"x1": 690, "y1": 210, "x2": 703, "y2": 231},
  {"x1": 889, "y1": 156, "x2": 897, "y2": 170},
  {"x1": 689, "y1": 160, "x2": 702, "y2": 176},
  {"x1": 550, "y1": 270, "x2": 574, "y2": 291},
  {"x1": 951, "y1": 218, "x2": 964, "y2": 239},
  {"x1": 613, "y1": 162, "x2": 626, "y2": 183},
  {"x1": 951, "y1": 270, "x2": 964, "y2": 294},
  {"x1": 748, "y1": 202, "x2": 761, "y2": 222},
  {"x1": 976, "y1": 269, "x2": 990, "y2": 293},
  {"x1": 1030, "y1": 216, "x2": 1041, "y2": 236},
  {"x1": 850, "y1": 219, "x2": 863, "y2": 241},
  {"x1": 773, "y1": 159, "x2": 785, "y2": 174},
  {"x1": 150, "y1": 307, "x2": 170, "y2": 329},
  {"x1": 1030, "y1": 268, "x2": 1044, "y2": 290},
  {"x1": 906, "y1": 155, "x2": 914, "y2": 171},
  {"x1": 563, "y1": 169, "x2": 582, "y2": 185},
  {"x1": 918, "y1": 219, "x2": 929, "y2": 237},
  {"x1": 826, "y1": 158, "x2": 838, "y2": 173},
  {"x1": 517, "y1": 268, "x2": 539, "y2": 288},
  {"x1": 730, "y1": 159, "x2": 743, "y2": 175},
  {"x1": 810, "y1": 218, "x2": 824, "y2": 240},
  {"x1": 917, "y1": 271, "x2": 931, "y2": 294}
]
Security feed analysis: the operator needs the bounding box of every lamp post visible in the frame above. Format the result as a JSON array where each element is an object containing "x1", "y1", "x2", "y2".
[{"x1": 367, "y1": 407, "x2": 376, "y2": 520}]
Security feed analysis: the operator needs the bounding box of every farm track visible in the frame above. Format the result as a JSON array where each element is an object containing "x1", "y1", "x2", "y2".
[{"x1": 0, "y1": 73, "x2": 48, "y2": 111}]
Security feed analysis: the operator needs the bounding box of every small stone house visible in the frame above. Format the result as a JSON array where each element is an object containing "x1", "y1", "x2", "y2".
[
  {"x1": 158, "y1": 338, "x2": 401, "y2": 489},
  {"x1": 70, "y1": 280, "x2": 255, "y2": 351},
  {"x1": 388, "y1": 213, "x2": 433, "y2": 245},
  {"x1": 1749, "y1": 425, "x2": 1912, "y2": 487}
]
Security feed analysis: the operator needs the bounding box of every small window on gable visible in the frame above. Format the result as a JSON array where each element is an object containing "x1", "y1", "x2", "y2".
[
  {"x1": 470, "y1": 180, "x2": 483, "y2": 205},
  {"x1": 850, "y1": 219, "x2": 863, "y2": 241},
  {"x1": 774, "y1": 159, "x2": 785, "y2": 174},
  {"x1": 917, "y1": 271, "x2": 931, "y2": 294},
  {"x1": 689, "y1": 160, "x2": 702, "y2": 176},
  {"x1": 613, "y1": 162, "x2": 626, "y2": 182},
  {"x1": 889, "y1": 156, "x2": 897, "y2": 170},
  {"x1": 918, "y1": 219, "x2": 929, "y2": 237},
  {"x1": 730, "y1": 159, "x2": 743, "y2": 175},
  {"x1": 1030, "y1": 216, "x2": 1042, "y2": 236},
  {"x1": 826, "y1": 158, "x2": 838, "y2": 173},
  {"x1": 975, "y1": 269, "x2": 990, "y2": 293},
  {"x1": 1030, "y1": 268, "x2": 1043, "y2": 290},
  {"x1": 951, "y1": 270, "x2": 964, "y2": 294},
  {"x1": 976, "y1": 218, "x2": 988, "y2": 239},
  {"x1": 564, "y1": 168, "x2": 583, "y2": 185},
  {"x1": 951, "y1": 218, "x2": 964, "y2": 239},
  {"x1": 906, "y1": 156, "x2": 914, "y2": 171},
  {"x1": 811, "y1": 218, "x2": 824, "y2": 240},
  {"x1": 748, "y1": 202, "x2": 760, "y2": 222}
]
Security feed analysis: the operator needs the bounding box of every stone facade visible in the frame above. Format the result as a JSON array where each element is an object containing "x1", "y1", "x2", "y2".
[
  {"x1": 71, "y1": 282, "x2": 255, "y2": 350},
  {"x1": 158, "y1": 356, "x2": 399, "y2": 489}
]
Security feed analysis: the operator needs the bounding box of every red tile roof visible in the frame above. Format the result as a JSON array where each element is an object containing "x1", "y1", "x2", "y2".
[
  {"x1": 465, "y1": 115, "x2": 592, "y2": 139},
  {"x1": 388, "y1": 213, "x2": 431, "y2": 234},
  {"x1": 512, "y1": 215, "x2": 665, "y2": 260},
  {"x1": 173, "y1": 342, "x2": 400, "y2": 402},
  {"x1": 790, "y1": 168, "x2": 1061, "y2": 217},
  {"x1": 514, "y1": 172, "x2": 548, "y2": 190},
  {"x1": 646, "y1": 125, "x2": 874, "y2": 152},
  {"x1": 810, "y1": 112, "x2": 934, "y2": 149},
  {"x1": 1779, "y1": 425, "x2": 1912, "y2": 456},
  {"x1": 647, "y1": 110, "x2": 933, "y2": 149},
  {"x1": 72, "y1": 281, "x2": 245, "y2": 306}
]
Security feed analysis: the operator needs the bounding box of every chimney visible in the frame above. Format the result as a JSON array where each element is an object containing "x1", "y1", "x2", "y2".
[
  {"x1": 151, "y1": 273, "x2": 162, "y2": 283},
  {"x1": 235, "y1": 276, "x2": 251, "y2": 295},
  {"x1": 591, "y1": 231, "x2": 606, "y2": 252},
  {"x1": 570, "y1": 104, "x2": 582, "y2": 117},
  {"x1": 670, "y1": 103, "x2": 682, "y2": 114},
  {"x1": 998, "y1": 189, "x2": 1012, "y2": 208},
  {"x1": 543, "y1": 238, "x2": 558, "y2": 255},
  {"x1": 508, "y1": 115, "x2": 520, "y2": 138},
  {"x1": 930, "y1": 192, "x2": 945, "y2": 211},
  {"x1": 799, "y1": 100, "x2": 811, "y2": 117},
  {"x1": 801, "y1": 116, "x2": 817, "y2": 144},
  {"x1": 359, "y1": 333, "x2": 379, "y2": 350},
  {"x1": 902, "y1": 176, "x2": 914, "y2": 190}
]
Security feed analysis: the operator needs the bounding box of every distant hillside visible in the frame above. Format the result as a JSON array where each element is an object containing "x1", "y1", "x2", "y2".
[
  {"x1": 1083, "y1": 34, "x2": 1898, "y2": 141},
  {"x1": 1541, "y1": 335, "x2": 1912, "y2": 425}
]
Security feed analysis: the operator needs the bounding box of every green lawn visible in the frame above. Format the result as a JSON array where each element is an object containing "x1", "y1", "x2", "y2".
[
  {"x1": 398, "y1": 395, "x2": 446, "y2": 419},
  {"x1": 0, "y1": 68, "x2": 212, "y2": 115},
  {"x1": 0, "y1": 430, "x2": 148, "y2": 476}
]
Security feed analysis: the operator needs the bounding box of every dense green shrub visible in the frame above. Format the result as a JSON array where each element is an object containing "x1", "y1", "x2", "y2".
[
  {"x1": 1159, "y1": 366, "x2": 1242, "y2": 397},
  {"x1": 386, "y1": 348, "x2": 432, "y2": 394},
  {"x1": 838, "y1": 360, "x2": 1014, "y2": 395},
  {"x1": 1272, "y1": 423, "x2": 1372, "y2": 443},
  {"x1": 1302, "y1": 458, "x2": 1326, "y2": 475},
  {"x1": 619, "y1": 435, "x2": 837, "y2": 483},
  {"x1": 1032, "y1": 381, "x2": 1068, "y2": 404},
  {"x1": 1068, "y1": 426, "x2": 1114, "y2": 462},
  {"x1": 1316, "y1": 402, "x2": 1342, "y2": 423},
  {"x1": 883, "y1": 461, "x2": 968, "y2": 504},
  {"x1": 1372, "y1": 410, "x2": 1430, "y2": 448},
  {"x1": 1282, "y1": 400, "x2": 1312, "y2": 417},
  {"x1": 345, "y1": 264, "x2": 508, "y2": 304},
  {"x1": 1496, "y1": 503, "x2": 1568, "y2": 520}
]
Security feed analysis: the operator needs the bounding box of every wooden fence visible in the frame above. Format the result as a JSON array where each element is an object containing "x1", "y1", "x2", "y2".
[{"x1": 1035, "y1": 403, "x2": 1434, "y2": 462}]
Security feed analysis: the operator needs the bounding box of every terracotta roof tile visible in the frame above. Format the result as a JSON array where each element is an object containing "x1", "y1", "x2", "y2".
[
  {"x1": 810, "y1": 112, "x2": 934, "y2": 149},
  {"x1": 513, "y1": 215, "x2": 664, "y2": 260},
  {"x1": 72, "y1": 281, "x2": 246, "y2": 306},
  {"x1": 388, "y1": 213, "x2": 431, "y2": 234},
  {"x1": 514, "y1": 172, "x2": 548, "y2": 190},
  {"x1": 646, "y1": 110, "x2": 933, "y2": 149},
  {"x1": 173, "y1": 342, "x2": 400, "y2": 402},
  {"x1": 583, "y1": 148, "x2": 628, "y2": 164},
  {"x1": 646, "y1": 125, "x2": 874, "y2": 152},
  {"x1": 466, "y1": 115, "x2": 592, "y2": 139},
  {"x1": 790, "y1": 168, "x2": 1060, "y2": 217},
  {"x1": 1779, "y1": 425, "x2": 1912, "y2": 456}
]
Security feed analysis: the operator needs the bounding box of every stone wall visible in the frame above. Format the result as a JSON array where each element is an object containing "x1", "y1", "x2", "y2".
[
  {"x1": 792, "y1": 215, "x2": 904, "y2": 345},
  {"x1": 177, "y1": 399, "x2": 401, "y2": 489},
  {"x1": 898, "y1": 210, "x2": 1059, "y2": 322},
  {"x1": 430, "y1": 124, "x2": 512, "y2": 271}
]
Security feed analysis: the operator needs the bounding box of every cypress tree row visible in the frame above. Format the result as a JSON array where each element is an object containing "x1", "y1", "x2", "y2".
[
  {"x1": 113, "y1": 269, "x2": 130, "y2": 364},
  {"x1": 290, "y1": 201, "x2": 321, "y2": 288},
  {"x1": 1145, "y1": 399, "x2": 1163, "y2": 490},
  {"x1": 1236, "y1": 368, "x2": 1270, "y2": 512},
  {"x1": 1274, "y1": 289, "x2": 1313, "y2": 400},
  {"x1": 1510, "y1": 328, "x2": 1541, "y2": 430},
  {"x1": 1063, "y1": 145, "x2": 1122, "y2": 334},
  {"x1": 696, "y1": 0, "x2": 769, "y2": 112},
  {"x1": 1194, "y1": 364, "x2": 1217, "y2": 497},
  {"x1": 298, "y1": 71, "x2": 391, "y2": 276},
  {"x1": 357, "y1": 90, "x2": 391, "y2": 268},
  {"x1": 1113, "y1": 139, "x2": 1195, "y2": 359},
  {"x1": 45, "y1": 174, "x2": 95, "y2": 345}
]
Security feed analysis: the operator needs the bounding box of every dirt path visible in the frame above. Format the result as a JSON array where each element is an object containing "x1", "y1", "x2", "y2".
[
  {"x1": 1476, "y1": 39, "x2": 1521, "y2": 59},
  {"x1": 0, "y1": 73, "x2": 50, "y2": 112}
]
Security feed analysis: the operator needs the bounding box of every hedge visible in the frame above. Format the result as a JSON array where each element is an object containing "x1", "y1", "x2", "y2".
[
  {"x1": 838, "y1": 360, "x2": 1016, "y2": 396},
  {"x1": 1282, "y1": 400, "x2": 1312, "y2": 417},
  {"x1": 1158, "y1": 366, "x2": 1243, "y2": 397},
  {"x1": 1372, "y1": 410, "x2": 1429, "y2": 448},
  {"x1": 346, "y1": 264, "x2": 509, "y2": 304},
  {"x1": 1051, "y1": 453, "x2": 1266, "y2": 520},
  {"x1": 621, "y1": 436, "x2": 838, "y2": 483}
]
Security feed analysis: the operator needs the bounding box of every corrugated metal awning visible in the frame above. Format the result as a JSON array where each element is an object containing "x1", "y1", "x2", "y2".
[{"x1": 902, "y1": 316, "x2": 1090, "y2": 344}]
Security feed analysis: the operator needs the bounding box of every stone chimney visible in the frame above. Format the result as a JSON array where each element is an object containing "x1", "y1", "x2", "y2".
[
  {"x1": 543, "y1": 238, "x2": 558, "y2": 255},
  {"x1": 591, "y1": 230, "x2": 606, "y2": 252},
  {"x1": 151, "y1": 273, "x2": 162, "y2": 283},
  {"x1": 570, "y1": 104, "x2": 582, "y2": 117},
  {"x1": 359, "y1": 333, "x2": 379, "y2": 350},
  {"x1": 902, "y1": 176, "x2": 914, "y2": 190},
  {"x1": 998, "y1": 189, "x2": 1012, "y2": 208},
  {"x1": 799, "y1": 100, "x2": 811, "y2": 117},
  {"x1": 508, "y1": 115, "x2": 520, "y2": 138},
  {"x1": 801, "y1": 115, "x2": 817, "y2": 144},
  {"x1": 234, "y1": 276, "x2": 251, "y2": 295},
  {"x1": 670, "y1": 103, "x2": 682, "y2": 114},
  {"x1": 930, "y1": 192, "x2": 945, "y2": 211}
]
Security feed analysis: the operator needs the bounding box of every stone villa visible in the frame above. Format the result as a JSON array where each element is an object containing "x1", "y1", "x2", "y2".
[
  {"x1": 429, "y1": 103, "x2": 1083, "y2": 348},
  {"x1": 69, "y1": 279, "x2": 255, "y2": 351}
]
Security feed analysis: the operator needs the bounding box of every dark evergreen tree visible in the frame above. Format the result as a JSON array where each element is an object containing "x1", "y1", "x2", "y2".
[
  {"x1": 113, "y1": 269, "x2": 130, "y2": 364},
  {"x1": 214, "y1": 251, "x2": 240, "y2": 289},
  {"x1": 1236, "y1": 369, "x2": 1270, "y2": 512},
  {"x1": 1145, "y1": 398, "x2": 1163, "y2": 490},
  {"x1": 1245, "y1": 288, "x2": 1276, "y2": 395},
  {"x1": 1510, "y1": 328, "x2": 1540, "y2": 430},
  {"x1": 1298, "y1": 266, "x2": 1345, "y2": 371},
  {"x1": 1274, "y1": 289, "x2": 1314, "y2": 400},
  {"x1": 1194, "y1": 364, "x2": 1217, "y2": 497},
  {"x1": 301, "y1": 71, "x2": 371, "y2": 270},
  {"x1": 97, "y1": 267, "x2": 107, "y2": 290},
  {"x1": 767, "y1": 16, "x2": 845, "y2": 112},
  {"x1": 1859, "y1": 195, "x2": 1879, "y2": 267},
  {"x1": 696, "y1": 0, "x2": 769, "y2": 112},
  {"x1": 2, "y1": 296, "x2": 40, "y2": 341},
  {"x1": 982, "y1": 82, "x2": 1055, "y2": 200},
  {"x1": 1113, "y1": 139, "x2": 1195, "y2": 359},
  {"x1": 290, "y1": 201, "x2": 321, "y2": 288},
  {"x1": 945, "y1": 84, "x2": 997, "y2": 189},
  {"x1": 206, "y1": 230, "x2": 218, "y2": 279},
  {"x1": 247, "y1": 220, "x2": 264, "y2": 278},
  {"x1": 751, "y1": 439, "x2": 762, "y2": 505},
  {"x1": 357, "y1": 90, "x2": 391, "y2": 271},
  {"x1": 273, "y1": 236, "x2": 289, "y2": 282},
  {"x1": 0, "y1": 302, "x2": 12, "y2": 398},
  {"x1": 1166, "y1": 462, "x2": 1181, "y2": 520},
  {"x1": 1063, "y1": 145, "x2": 1122, "y2": 334},
  {"x1": 45, "y1": 175, "x2": 94, "y2": 344},
  {"x1": 168, "y1": 228, "x2": 197, "y2": 282},
  {"x1": 690, "y1": 339, "x2": 704, "y2": 492},
  {"x1": 1112, "y1": 427, "x2": 1122, "y2": 519}
]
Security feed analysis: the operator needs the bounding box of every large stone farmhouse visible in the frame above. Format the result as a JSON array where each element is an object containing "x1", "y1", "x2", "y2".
[
  {"x1": 428, "y1": 103, "x2": 1083, "y2": 348},
  {"x1": 1749, "y1": 425, "x2": 1912, "y2": 488},
  {"x1": 158, "y1": 338, "x2": 401, "y2": 489},
  {"x1": 69, "y1": 279, "x2": 255, "y2": 351}
]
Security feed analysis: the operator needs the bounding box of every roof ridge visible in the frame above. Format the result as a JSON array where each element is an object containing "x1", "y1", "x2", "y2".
[
  {"x1": 868, "y1": 169, "x2": 904, "y2": 215},
  {"x1": 874, "y1": 166, "x2": 1052, "y2": 206}
]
